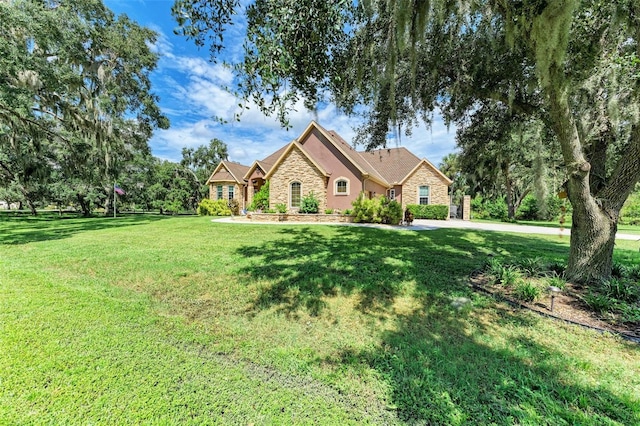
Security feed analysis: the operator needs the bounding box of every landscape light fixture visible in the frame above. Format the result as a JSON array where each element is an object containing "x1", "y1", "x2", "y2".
[{"x1": 547, "y1": 286, "x2": 561, "y2": 312}]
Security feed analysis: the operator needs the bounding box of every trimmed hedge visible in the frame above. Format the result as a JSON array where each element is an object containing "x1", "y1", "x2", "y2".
[{"x1": 406, "y1": 204, "x2": 448, "y2": 220}]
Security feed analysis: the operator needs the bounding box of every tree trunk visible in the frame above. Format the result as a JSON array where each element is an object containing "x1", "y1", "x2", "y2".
[
  {"x1": 565, "y1": 192, "x2": 618, "y2": 282},
  {"x1": 547, "y1": 83, "x2": 615, "y2": 282},
  {"x1": 26, "y1": 199, "x2": 37, "y2": 216},
  {"x1": 503, "y1": 164, "x2": 515, "y2": 219},
  {"x1": 77, "y1": 193, "x2": 91, "y2": 217}
]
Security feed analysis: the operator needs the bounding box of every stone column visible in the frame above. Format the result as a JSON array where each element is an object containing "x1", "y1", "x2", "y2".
[{"x1": 463, "y1": 195, "x2": 471, "y2": 221}]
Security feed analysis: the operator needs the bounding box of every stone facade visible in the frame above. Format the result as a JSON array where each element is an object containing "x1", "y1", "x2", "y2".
[
  {"x1": 402, "y1": 163, "x2": 450, "y2": 214},
  {"x1": 250, "y1": 213, "x2": 354, "y2": 223},
  {"x1": 269, "y1": 147, "x2": 327, "y2": 213},
  {"x1": 209, "y1": 181, "x2": 245, "y2": 208}
]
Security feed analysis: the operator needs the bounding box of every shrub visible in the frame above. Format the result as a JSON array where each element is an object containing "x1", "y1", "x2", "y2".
[
  {"x1": 343, "y1": 209, "x2": 352, "y2": 215},
  {"x1": 197, "y1": 199, "x2": 232, "y2": 216},
  {"x1": 299, "y1": 191, "x2": 319, "y2": 213},
  {"x1": 406, "y1": 204, "x2": 448, "y2": 220},
  {"x1": 228, "y1": 198, "x2": 240, "y2": 215},
  {"x1": 351, "y1": 194, "x2": 402, "y2": 224},
  {"x1": 275, "y1": 203, "x2": 287, "y2": 213},
  {"x1": 513, "y1": 281, "x2": 542, "y2": 302},
  {"x1": 620, "y1": 187, "x2": 640, "y2": 224},
  {"x1": 352, "y1": 194, "x2": 379, "y2": 223},
  {"x1": 515, "y1": 194, "x2": 539, "y2": 221},
  {"x1": 324, "y1": 209, "x2": 334, "y2": 214},
  {"x1": 379, "y1": 197, "x2": 402, "y2": 224},
  {"x1": 249, "y1": 181, "x2": 269, "y2": 211}
]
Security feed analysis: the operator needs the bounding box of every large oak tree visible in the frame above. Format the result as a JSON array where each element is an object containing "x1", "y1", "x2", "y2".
[
  {"x1": 0, "y1": 0, "x2": 169, "y2": 214},
  {"x1": 172, "y1": 0, "x2": 640, "y2": 283}
]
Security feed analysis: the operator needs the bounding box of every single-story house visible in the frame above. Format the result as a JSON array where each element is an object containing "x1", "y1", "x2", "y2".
[{"x1": 206, "y1": 121, "x2": 452, "y2": 214}]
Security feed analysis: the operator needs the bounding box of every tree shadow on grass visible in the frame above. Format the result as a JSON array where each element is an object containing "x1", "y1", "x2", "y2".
[
  {"x1": 0, "y1": 213, "x2": 170, "y2": 245},
  {"x1": 236, "y1": 225, "x2": 639, "y2": 423},
  {"x1": 330, "y1": 302, "x2": 639, "y2": 424},
  {"x1": 235, "y1": 226, "x2": 569, "y2": 317}
]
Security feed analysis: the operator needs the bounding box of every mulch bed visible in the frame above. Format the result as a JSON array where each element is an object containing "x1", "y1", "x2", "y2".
[{"x1": 470, "y1": 272, "x2": 640, "y2": 343}]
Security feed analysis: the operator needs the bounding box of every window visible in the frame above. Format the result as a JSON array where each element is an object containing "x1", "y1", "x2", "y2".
[
  {"x1": 335, "y1": 178, "x2": 349, "y2": 195},
  {"x1": 290, "y1": 182, "x2": 301, "y2": 208},
  {"x1": 228, "y1": 185, "x2": 235, "y2": 200},
  {"x1": 217, "y1": 185, "x2": 223, "y2": 200},
  {"x1": 389, "y1": 189, "x2": 395, "y2": 200},
  {"x1": 419, "y1": 186, "x2": 430, "y2": 205}
]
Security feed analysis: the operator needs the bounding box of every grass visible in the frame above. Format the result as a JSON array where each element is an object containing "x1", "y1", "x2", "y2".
[
  {"x1": 474, "y1": 217, "x2": 640, "y2": 236},
  {"x1": 1, "y1": 215, "x2": 639, "y2": 424}
]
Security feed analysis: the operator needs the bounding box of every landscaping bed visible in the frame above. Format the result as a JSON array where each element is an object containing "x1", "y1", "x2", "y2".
[{"x1": 471, "y1": 261, "x2": 640, "y2": 342}]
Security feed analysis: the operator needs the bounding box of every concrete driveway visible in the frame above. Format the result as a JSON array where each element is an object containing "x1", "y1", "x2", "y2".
[
  {"x1": 409, "y1": 219, "x2": 640, "y2": 241},
  {"x1": 214, "y1": 217, "x2": 640, "y2": 241}
]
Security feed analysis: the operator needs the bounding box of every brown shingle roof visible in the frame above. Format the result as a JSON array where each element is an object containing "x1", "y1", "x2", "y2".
[
  {"x1": 224, "y1": 161, "x2": 250, "y2": 182},
  {"x1": 260, "y1": 144, "x2": 289, "y2": 173},
  {"x1": 208, "y1": 160, "x2": 250, "y2": 184},
  {"x1": 358, "y1": 147, "x2": 422, "y2": 184}
]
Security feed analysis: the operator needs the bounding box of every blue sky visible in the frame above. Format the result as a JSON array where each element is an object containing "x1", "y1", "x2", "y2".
[{"x1": 104, "y1": 0, "x2": 458, "y2": 167}]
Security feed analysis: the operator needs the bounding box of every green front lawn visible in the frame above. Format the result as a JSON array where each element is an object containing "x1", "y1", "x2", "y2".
[
  {"x1": 474, "y1": 217, "x2": 640, "y2": 236},
  {"x1": 1, "y1": 215, "x2": 639, "y2": 424}
]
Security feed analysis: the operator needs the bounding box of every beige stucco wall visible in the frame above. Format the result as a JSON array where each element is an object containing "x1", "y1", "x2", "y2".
[
  {"x1": 300, "y1": 129, "x2": 363, "y2": 210},
  {"x1": 402, "y1": 163, "x2": 450, "y2": 208},
  {"x1": 269, "y1": 147, "x2": 327, "y2": 212}
]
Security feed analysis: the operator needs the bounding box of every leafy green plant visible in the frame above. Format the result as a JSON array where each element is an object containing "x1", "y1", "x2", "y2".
[
  {"x1": 299, "y1": 191, "x2": 319, "y2": 213},
  {"x1": 275, "y1": 203, "x2": 287, "y2": 214},
  {"x1": 629, "y1": 264, "x2": 640, "y2": 281},
  {"x1": 547, "y1": 276, "x2": 567, "y2": 290},
  {"x1": 343, "y1": 209, "x2": 352, "y2": 215},
  {"x1": 324, "y1": 208, "x2": 334, "y2": 214},
  {"x1": 406, "y1": 204, "x2": 448, "y2": 220},
  {"x1": 611, "y1": 262, "x2": 628, "y2": 279},
  {"x1": 379, "y1": 197, "x2": 402, "y2": 224},
  {"x1": 228, "y1": 198, "x2": 240, "y2": 215},
  {"x1": 513, "y1": 281, "x2": 541, "y2": 302},
  {"x1": 617, "y1": 304, "x2": 640, "y2": 323},
  {"x1": 601, "y1": 278, "x2": 638, "y2": 303},
  {"x1": 197, "y1": 199, "x2": 231, "y2": 216},
  {"x1": 498, "y1": 266, "x2": 522, "y2": 287},
  {"x1": 545, "y1": 261, "x2": 566, "y2": 277},
  {"x1": 249, "y1": 181, "x2": 269, "y2": 211},
  {"x1": 352, "y1": 193, "x2": 380, "y2": 223},
  {"x1": 485, "y1": 257, "x2": 504, "y2": 277},
  {"x1": 351, "y1": 195, "x2": 402, "y2": 224},
  {"x1": 583, "y1": 292, "x2": 615, "y2": 314},
  {"x1": 516, "y1": 257, "x2": 545, "y2": 277}
]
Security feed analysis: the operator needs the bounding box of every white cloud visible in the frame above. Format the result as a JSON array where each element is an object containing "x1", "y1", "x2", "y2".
[{"x1": 146, "y1": 28, "x2": 457, "y2": 170}]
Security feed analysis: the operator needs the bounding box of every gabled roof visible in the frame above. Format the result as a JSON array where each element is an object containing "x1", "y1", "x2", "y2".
[
  {"x1": 296, "y1": 121, "x2": 389, "y2": 187},
  {"x1": 206, "y1": 160, "x2": 250, "y2": 184},
  {"x1": 357, "y1": 147, "x2": 421, "y2": 184},
  {"x1": 400, "y1": 158, "x2": 453, "y2": 185},
  {"x1": 357, "y1": 146, "x2": 452, "y2": 185},
  {"x1": 263, "y1": 140, "x2": 330, "y2": 180}
]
